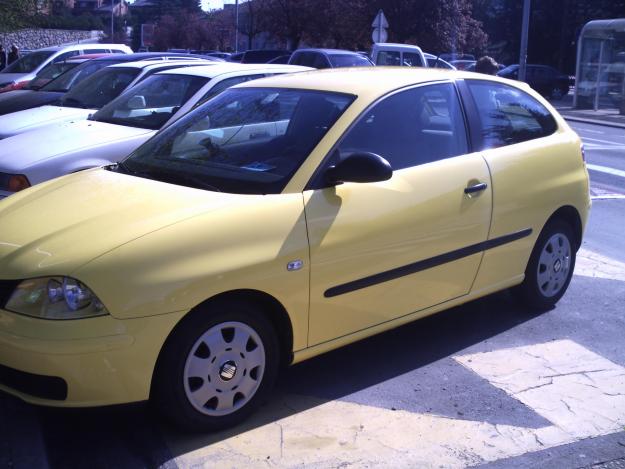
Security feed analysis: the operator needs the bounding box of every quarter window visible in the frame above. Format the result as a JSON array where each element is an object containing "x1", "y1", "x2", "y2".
[
  {"x1": 466, "y1": 80, "x2": 558, "y2": 149},
  {"x1": 337, "y1": 83, "x2": 468, "y2": 171}
]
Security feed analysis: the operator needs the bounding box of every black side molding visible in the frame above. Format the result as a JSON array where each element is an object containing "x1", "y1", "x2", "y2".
[{"x1": 324, "y1": 228, "x2": 533, "y2": 298}]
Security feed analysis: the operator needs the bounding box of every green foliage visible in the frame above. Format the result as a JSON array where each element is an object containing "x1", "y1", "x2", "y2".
[
  {"x1": 30, "y1": 13, "x2": 105, "y2": 31},
  {"x1": 0, "y1": 0, "x2": 38, "y2": 32}
]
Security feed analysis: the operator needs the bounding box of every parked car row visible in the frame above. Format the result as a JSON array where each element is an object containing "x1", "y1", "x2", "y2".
[{"x1": 0, "y1": 45, "x2": 590, "y2": 435}]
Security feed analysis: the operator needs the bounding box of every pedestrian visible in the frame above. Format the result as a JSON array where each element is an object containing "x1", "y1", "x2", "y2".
[
  {"x1": 0, "y1": 44, "x2": 6, "y2": 70},
  {"x1": 8, "y1": 44, "x2": 19, "y2": 64},
  {"x1": 475, "y1": 56, "x2": 499, "y2": 75}
]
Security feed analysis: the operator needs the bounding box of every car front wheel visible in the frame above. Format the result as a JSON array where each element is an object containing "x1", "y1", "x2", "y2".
[
  {"x1": 152, "y1": 301, "x2": 279, "y2": 431},
  {"x1": 515, "y1": 219, "x2": 576, "y2": 310}
]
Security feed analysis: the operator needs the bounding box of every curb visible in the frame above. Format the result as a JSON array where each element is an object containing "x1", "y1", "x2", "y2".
[{"x1": 560, "y1": 115, "x2": 625, "y2": 130}]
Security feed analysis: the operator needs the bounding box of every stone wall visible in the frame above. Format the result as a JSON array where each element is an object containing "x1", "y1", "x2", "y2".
[{"x1": 0, "y1": 29, "x2": 104, "y2": 50}]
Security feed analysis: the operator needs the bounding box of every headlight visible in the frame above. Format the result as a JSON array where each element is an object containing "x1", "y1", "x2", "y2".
[{"x1": 5, "y1": 277, "x2": 108, "y2": 320}]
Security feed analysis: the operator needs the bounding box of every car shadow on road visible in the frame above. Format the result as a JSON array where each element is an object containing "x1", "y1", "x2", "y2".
[{"x1": 34, "y1": 290, "x2": 546, "y2": 468}]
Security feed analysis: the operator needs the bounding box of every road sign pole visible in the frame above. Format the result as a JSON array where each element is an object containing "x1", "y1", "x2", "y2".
[{"x1": 518, "y1": 0, "x2": 531, "y2": 82}]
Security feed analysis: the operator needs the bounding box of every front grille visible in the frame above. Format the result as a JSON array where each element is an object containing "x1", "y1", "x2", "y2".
[
  {"x1": 0, "y1": 363, "x2": 68, "y2": 400},
  {"x1": 0, "y1": 280, "x2": 20, "y2": 309}
]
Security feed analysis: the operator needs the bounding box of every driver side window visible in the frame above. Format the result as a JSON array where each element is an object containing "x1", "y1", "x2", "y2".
[{"x1": 335, "y1": 83, "x2": 468, "y2": 171}]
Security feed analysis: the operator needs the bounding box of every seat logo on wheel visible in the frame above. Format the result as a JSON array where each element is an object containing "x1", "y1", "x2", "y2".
[{"x1": 219, "y1": 361, "x2": 237, "y2": 381}]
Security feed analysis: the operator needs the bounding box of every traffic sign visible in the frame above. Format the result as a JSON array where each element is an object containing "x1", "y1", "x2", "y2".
[
  {"x1": 372, "y1": 28, "x2": 388, "y2": 43},
  {"x1": 372, "y1": 10, "x2": 389, "y2": 29}
]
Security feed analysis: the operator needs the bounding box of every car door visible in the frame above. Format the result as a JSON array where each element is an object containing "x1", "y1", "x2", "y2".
[{"x1": 304, "y1": 82, "x2": 493, "y2": 345}]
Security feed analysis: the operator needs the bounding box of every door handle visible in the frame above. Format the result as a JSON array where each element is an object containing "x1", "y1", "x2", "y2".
[{"x1": 464, "y1": 182, "x2": 488, "y2": 194}]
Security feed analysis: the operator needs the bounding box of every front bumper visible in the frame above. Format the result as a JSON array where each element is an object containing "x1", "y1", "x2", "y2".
[{"x1": 0, "y1": 307, "x2": 187, "y2": 407}]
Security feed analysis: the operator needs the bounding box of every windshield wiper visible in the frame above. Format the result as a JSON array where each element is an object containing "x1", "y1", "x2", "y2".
[
  {"x1": 60, "y1": 97, "x2": 89, "y2": 109},
  {"x1": 116, "y1": 165, "x2": 221, "y2": 192}
]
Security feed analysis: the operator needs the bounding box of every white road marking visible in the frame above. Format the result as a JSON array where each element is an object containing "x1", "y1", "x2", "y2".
[
  {"x1": 582, "y1": 136, "x2": 625, "y2": 146},
  {"x1": 166, "y1": 392, "x2": 573, "y2": 469},
  {"x1": 166, "y1": 340, "x2": 625, "y2": 468},
  {"x1": 587, "y1": 163, "x2": 625, "y2": 179},
  {"x1": 577, "y1": 128, "x2": 605, "y2": 135},
  {"x1": 575, "y1": 248, "x2": 625, "y2": 281},
  {"x1": 456, "y1": 340, "x2": 625, "y2": 439}
]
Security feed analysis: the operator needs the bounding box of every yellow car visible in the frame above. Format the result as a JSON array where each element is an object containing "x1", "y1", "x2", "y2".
[{"x1": 0, "y1": 68, "x2": 590, "y2": 431}]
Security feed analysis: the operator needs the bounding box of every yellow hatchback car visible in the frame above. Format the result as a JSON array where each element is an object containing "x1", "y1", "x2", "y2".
[{"x1": 0, "y1": 68, "x2": 590, "y2": 430}]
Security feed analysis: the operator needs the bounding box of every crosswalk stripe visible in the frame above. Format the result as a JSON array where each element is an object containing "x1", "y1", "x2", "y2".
[{"x1": 587, "y1": 164, "x2": 625, "y2": 179}]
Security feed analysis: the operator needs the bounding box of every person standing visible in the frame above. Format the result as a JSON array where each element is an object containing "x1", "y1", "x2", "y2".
[
  {"x1": 0, "y1": 45, "x2": 6, "y2": 70},
  {"x1": 475, "y1": 56, "x2": 499, "y2": 75},
  {"x1": 8, "y1": 44, "x2": 19, "y2": 65}
]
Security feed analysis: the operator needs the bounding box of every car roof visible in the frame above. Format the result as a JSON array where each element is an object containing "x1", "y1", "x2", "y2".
[
  {"x1": 90, "y1": 52, "x2": 211, "y2": 63},
  {"x1": 156, "y1": 63, "x2": 311, "y2": 78},
  {"x1": 294, "y1": 48, "x2": 362, "y2": 55},
  {"x1": 236, "y1": 67, "x2": 529, "y2": 97},
  {"x1": 108, "y1": 59, "x2": 215, "y2": 70},
  {"x1": 34, "y1": 44, "x2": 128, "y2": 52},
  {"x1": 373, "y1": 43, "x2": 423, "y2": 51}
]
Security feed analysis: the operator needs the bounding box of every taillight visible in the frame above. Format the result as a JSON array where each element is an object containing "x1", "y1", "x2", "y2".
[
  {"x1": 0, "y1": 80, "x2": 28, "y2": 93},
  {"x1": 6, "y1": 174, "x2": 31, "y2": 192}
]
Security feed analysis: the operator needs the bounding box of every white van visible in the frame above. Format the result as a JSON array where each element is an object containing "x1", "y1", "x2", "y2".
[
  {"x1": 0, "y1": 43, "x2": 132, "y2": 90},
  {"x1": 371, "y1": 43, "x2": 427, "y2": 67}
]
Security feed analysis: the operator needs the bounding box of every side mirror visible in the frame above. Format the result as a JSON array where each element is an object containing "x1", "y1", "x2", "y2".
[
  {"x1": 127, "y1": 95, "x2": 146, "y2": 110},
  {"x1": 325, "y1": 152, "x2": 392, "y2": 185}
]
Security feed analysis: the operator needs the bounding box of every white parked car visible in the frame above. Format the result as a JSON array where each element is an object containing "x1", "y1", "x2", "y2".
[
  {"x1": 0, "y1": 63, "x2": 311, "y2": 199},
  {"x1": 0, "y1": 59, "x2": 214, "y2": 139},
  {"x1": 0, "y1": 43, "x2": 132, "y2": 90}
]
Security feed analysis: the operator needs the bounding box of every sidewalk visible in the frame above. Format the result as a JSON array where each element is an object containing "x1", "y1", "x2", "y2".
[{"x1": 550, "y1": 94, "x2": 625, "y2": 129}]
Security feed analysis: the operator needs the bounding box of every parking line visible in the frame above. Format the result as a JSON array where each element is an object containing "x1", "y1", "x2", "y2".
[
  {"x1": 587, "y1": 164, "x2": 625, "y2": 179},
  {"x1": 582, "y1": 137, "x2": 625, "y2": 146}
]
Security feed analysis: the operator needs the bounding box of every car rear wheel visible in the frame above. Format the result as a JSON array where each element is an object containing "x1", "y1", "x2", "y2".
[
  {"x1": 514, "y1": 219, "x2": 576, "y2": 310},
  {"x1": 152, "y1": 300, "x2": 279, "y2": 431}
]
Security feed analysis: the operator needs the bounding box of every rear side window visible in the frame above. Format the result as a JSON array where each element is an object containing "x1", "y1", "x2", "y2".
[
  {"x1": 337, "y1": 83, "x2": 468, "y2": 171},
  {"x1": 375, "y1": 51, "x2": 400, "y2": 66},
  {"x1": 402, "y1": 52, "x2": 423, "y2": 67},
  {"x1": 466, "y1": 80, "x2": 557, "y2": 150}
]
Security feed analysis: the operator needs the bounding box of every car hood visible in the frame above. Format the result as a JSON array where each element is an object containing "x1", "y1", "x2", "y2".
[
  {"x1": 0, "y1": 90, "x2": 63, "y2": 116},
  {"x1": 0, "y1": 169, "x2": 250, "y2": 278},
  {"x1": 0, "y1": 120, "x2": 152, "y2": 173},
  {"x1": 0, "y1": 105, "x2": 93, "y2": 138}
]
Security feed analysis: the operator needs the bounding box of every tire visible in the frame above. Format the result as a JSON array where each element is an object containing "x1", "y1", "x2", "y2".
[
  {"x1": 152, "y1": 299, "x2": 280, "y2": 432},
  {"x1": 514, "y1": 219, "x2": 576, "y2": 310},
  {"x1": 550, "y1": 86, "x2": 565, "y2": 100}
]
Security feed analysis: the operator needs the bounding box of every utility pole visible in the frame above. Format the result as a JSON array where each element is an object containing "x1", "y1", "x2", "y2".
[
  {"x1": 235, "y1": 0, "x2": 239, "y2": 53},
  {"x1": 518, "y1": 0, "x2": 531, "y2": 82},
  {"x1": 111, "y1": 0, "x2": 114, "y2": 42}
]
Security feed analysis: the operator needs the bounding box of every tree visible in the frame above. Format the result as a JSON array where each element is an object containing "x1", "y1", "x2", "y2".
[
  {"x1": 0, "y1": 0, "x2": 39, "y2": 32},
  {"x1": 153, "y1": 10, "x2": 215, "y2": 50}
]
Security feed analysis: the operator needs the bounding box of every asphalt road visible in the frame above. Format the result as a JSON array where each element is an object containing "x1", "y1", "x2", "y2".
[{"x1": 1, "y1": 119, "x2": 624, "y2": 469}]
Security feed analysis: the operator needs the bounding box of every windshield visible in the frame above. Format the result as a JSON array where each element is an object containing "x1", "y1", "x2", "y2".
[
  {"x1": 2, "y1": 51, "x2": 54, "y2": 74},
  {"x1": 41, "y1": 60, "x2": 121, "y2": 92},
  {"x1": 92, "y1": 74, "x2": 208, "y2": 129},
  {"x1": 57, "y1": 67, "x2": 140, "y2": 109},
  {"x1": 25, "y1": 61, "x2": 79, "y2": 90},
  {"x1": 329, "y1": 54, "x2": 372, "y2": 68},
  {"x1": 119, "y1": 88, "x2": 355, "y2": 194}
]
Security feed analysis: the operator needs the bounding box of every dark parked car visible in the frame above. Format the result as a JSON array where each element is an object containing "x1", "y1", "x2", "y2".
[
  {"x1": 240, "y1": 49, "x2": 291, "y2": 64},
  {"x1": 497, "y1": 64, "x2": 570, "y2": 99},
  {"x1": 288, "y1": 48, "x2": 374, "y2": 69},
  {"x1": 0, "y1": 52, "x2": 215, "y2": 116}
]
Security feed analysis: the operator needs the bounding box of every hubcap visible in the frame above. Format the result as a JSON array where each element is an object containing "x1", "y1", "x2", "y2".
[
  {"x1": 183, "y1": 321, "x2": 265, "y2": 417},
  {"x1": 536, "y1": 232, "x2": 571, "y2": 298}
]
